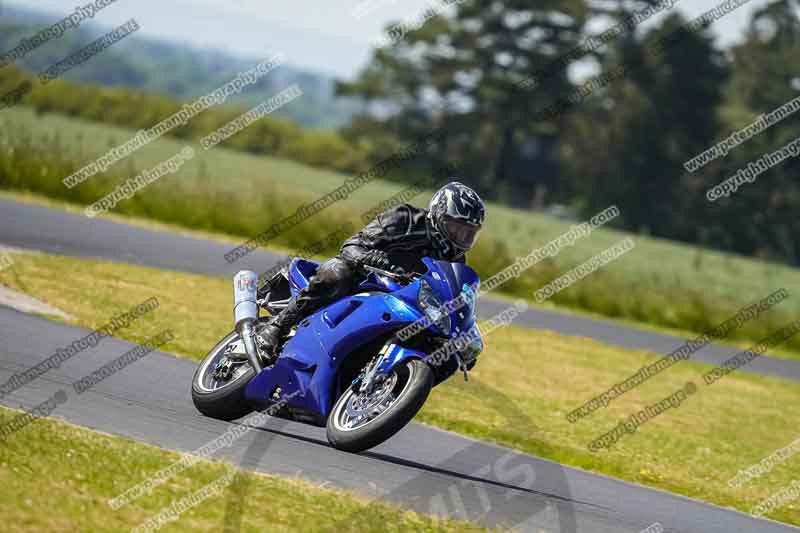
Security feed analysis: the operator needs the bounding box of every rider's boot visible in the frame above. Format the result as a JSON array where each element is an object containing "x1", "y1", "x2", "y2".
[
  {"x1": 258, "y1": 297, "x2": 306, "y2": 361},
  {"x1": 257, "y1": 323, "x2": 284, "y2": 363}
]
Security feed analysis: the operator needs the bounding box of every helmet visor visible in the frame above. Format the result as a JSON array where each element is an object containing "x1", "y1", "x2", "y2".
[{"x1": 442, "y1": 216, "x2": 481, "y2": 250}]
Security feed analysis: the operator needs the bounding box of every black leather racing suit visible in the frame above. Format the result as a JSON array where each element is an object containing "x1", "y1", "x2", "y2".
[{"x1": 268, "y1": 203, "x2": 465, "y2": 336}]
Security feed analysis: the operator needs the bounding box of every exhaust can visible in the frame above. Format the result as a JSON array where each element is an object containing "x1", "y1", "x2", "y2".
[{"x1": 234, "y1": 270, "x2": 259, "y2": 328}]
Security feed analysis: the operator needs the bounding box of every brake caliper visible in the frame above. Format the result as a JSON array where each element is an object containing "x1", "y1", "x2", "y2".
[{"x1": 213, "y1": 357, "x2": 235, "y2": 381}]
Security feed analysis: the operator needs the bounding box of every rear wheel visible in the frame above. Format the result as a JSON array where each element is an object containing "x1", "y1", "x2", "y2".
[
  {"x1": 327, "y1": 359, "x2": 434, "y2": 453},
  {"x1": 191, "y1": 331, "x2": 255, "y2": 420}
]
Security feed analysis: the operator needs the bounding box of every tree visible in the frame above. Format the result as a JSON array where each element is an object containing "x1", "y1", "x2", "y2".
[
  {"x1": 701, "y1": 0, "x2": 800, "y2": 264},
  {"x1": 338, "y1": 0, "x2": 591, "y2": 206},
  {"x1": 564, "y1": 11, "x2": 729, "y2": 240}
]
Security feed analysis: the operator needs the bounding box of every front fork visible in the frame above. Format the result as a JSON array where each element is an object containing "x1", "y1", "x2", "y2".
[
  {"x1": 357, "y1": 342, "x2": 393, "y2": 396},
  {"x1": 355, "y1": 339, "x2": 471, "y2": 395}
]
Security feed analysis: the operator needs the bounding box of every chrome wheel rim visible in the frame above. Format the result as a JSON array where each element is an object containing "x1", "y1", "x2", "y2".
[{"x1": 332, "y1": 363, "x2": 414, "y2": 432}]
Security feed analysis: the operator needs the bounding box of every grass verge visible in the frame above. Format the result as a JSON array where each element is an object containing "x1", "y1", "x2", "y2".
[
  {"x1": 1, "y1": 251, "x2": 799, "y2": 526},
  {"x1": 0, "y1": 406, "x2": 490, "y2": 532},
  {"x1": 3, "y1": 106, "x2": 800, "y2": 353}
]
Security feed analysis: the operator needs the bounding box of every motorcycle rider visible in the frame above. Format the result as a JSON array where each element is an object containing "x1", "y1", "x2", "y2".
[{"x1": 258, "y1": 181, "x2": 486, "y2": 359}]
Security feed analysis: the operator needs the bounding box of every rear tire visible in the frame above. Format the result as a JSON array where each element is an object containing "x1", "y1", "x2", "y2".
[
  {"x1": 326, "y1": 359, "x2": 433, "y2": 453},
  {"x1": 191, "y1": 331, "x2": 255, "y2": 421}
]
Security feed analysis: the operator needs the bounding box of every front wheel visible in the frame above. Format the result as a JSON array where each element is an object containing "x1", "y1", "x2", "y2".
[{"x1": 327, "y1": 359, "x2": 434, "y2": 453}]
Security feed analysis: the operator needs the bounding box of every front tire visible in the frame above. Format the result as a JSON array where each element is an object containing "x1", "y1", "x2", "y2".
[
  {"x1": 192, "y1": 331, "x2": 256, "y2": 421},
  {"x1": 327, "y1": 359, "x2": 434, "y2": 453}
]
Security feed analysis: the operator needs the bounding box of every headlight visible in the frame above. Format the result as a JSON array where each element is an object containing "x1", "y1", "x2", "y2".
[{"x1": 418, "y1": 280, "x2": 451, "y2": 334}]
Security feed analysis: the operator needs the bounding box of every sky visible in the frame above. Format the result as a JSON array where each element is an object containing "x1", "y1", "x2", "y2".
[{"x1": 5, "y1": 0, "x2": 776, "y2": 79}]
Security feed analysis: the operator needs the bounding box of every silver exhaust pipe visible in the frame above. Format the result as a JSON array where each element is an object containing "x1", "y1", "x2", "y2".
[{"x1": 233, "y1": 270, "x2": 263, "y2": 374}]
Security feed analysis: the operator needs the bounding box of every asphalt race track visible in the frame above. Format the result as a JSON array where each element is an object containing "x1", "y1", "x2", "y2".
[
  {"x1": 1, "y1": 307, "x2": 797, "y2": 532},
  {"x1": 2, "y1": 197, "x2": 799, "y2": 384},
  {"x1": 1, "y1": 197, "x2": 800, "y2": 531}
]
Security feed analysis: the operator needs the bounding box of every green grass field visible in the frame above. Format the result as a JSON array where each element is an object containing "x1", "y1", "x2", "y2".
[
  {"x1": 0, "y1": 406, "x2": 490, "y2": 532},
  {"x1": 3, "y1": 251, "x2": 799, "y2": 526},
  {"x1": 2, "y1": 105, "x2": 800, "y2": 353}
]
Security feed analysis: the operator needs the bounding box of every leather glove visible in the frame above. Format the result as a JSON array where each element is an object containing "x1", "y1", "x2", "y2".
[{"x1": 361, "y1": 250, "x2": 404, "y2": 275}]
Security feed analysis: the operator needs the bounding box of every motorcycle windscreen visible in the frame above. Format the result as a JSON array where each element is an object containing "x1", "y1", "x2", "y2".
[{"x1": 419, "y1": 258, "x2": 480, "y2": 334}]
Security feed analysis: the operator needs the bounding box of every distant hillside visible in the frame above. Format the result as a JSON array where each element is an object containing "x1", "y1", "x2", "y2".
[{"x1": 0, "y1": 5, "x2": 362, "y2": 129}]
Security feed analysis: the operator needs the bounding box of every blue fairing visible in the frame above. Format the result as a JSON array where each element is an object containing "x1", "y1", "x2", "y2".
[
  {"x1": 288, "y1": 259, "x2": 317, "y2": 295},
  {"x1": 245, "y1": 256, "x2": 481, "y2": 424}
]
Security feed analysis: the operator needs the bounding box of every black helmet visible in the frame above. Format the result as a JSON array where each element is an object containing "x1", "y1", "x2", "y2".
[{"x1": 427, "y1": 181, "x2": 485, "y2": 252}]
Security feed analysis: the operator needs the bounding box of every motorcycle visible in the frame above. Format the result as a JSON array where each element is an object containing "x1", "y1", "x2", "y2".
[{"x1": 191, "y1": 256, "x2": 483, "y2": 452}]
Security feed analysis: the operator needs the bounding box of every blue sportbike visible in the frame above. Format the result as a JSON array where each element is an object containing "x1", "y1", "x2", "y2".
[{"x1": 191, "y1": 257, "x2": 483, "y2": 452}]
